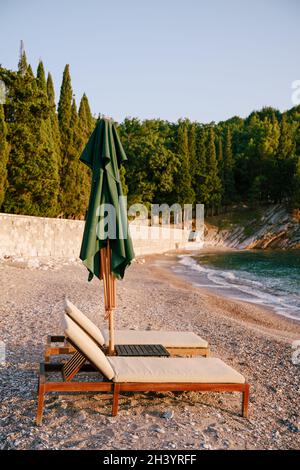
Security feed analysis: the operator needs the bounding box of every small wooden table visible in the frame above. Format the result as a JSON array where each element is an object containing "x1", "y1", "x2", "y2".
[{"x1": 115, "y1": 344, "x2": 170, "y2": 357}]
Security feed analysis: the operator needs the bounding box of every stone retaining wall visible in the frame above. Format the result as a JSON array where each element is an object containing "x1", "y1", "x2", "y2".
[{"x1": 0, "y1": 213, "x2": 201, "y2": 260}]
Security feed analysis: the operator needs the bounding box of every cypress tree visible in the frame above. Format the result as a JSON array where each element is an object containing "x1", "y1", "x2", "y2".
[
  {"x1": 47, "y1": 72, "x2": 62, "y2": 172},
  {"x1": 62, "y1": 99, "x2": 82, "y2": 218},
  {"x1": 223, "y1": 128, "x2": 235, "y2": 204},
  {"x1": 0, "y1": 104, "x2": 9, "y2": 207},
  {"x1": 36, "y1": 60, "x2": 47, "y2": 91},
  {"x1": 18, "y1": 41, "x2": 27, "y2": 76},
  {"x1": 47, "y1": 72, "x2": 55, "y2": 105},
  {"x1": 58, "y1": 65, "x2": 73, "y2": 132},
  {"x1": 217, "y1": 136, "x2": 224, "y2": 182},
  {"x1": 78, "y1": 93, "x2": 94, "y2": 138},
  {"x1": 76, "y1": 94, "x2": 94, "y2": 217},
  {"x1": 189, "y1": 123, "x2": 197, "y2": 181},
  {"x1": 196, "y1": 128, "x2": 207, "y2": 177},
  {"x1": 34, "y1": 117, "x2": 60, "y2": 216},
  {"x1": 175, "y1": 121, "x2": 195, "y2": 205},
  {"x1": 274, "y1": 114, "x2": 296, "y2": 203},
  {"x1": 4, "y1": 65, "x2": 60, "y2": 216},
  {"x1": 57, "y1": 65, "x2": 73, "y2": 215},
  {"x1": 193, "y1": 127, "x2": 207, "y2": 204},
  {"x1": 217, "y1": 136, "x2": 223, "y2": 164},
  {"x1": 78, "y1": 93, "x2": 94, "y2": 143},
  {"x1": 36, "y1": 61, "x2": 60, "y2": 215},
  {"x1": 26, "y1": 64, "x2": 35, "y2": 82},
  {"x1": 205, "y1": 127, "x2": 222, "y2": 215}
]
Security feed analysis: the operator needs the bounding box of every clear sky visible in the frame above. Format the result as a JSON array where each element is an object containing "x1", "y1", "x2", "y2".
[{"x1": 1, "y1": 0, "x2": 299, "y2": 123}]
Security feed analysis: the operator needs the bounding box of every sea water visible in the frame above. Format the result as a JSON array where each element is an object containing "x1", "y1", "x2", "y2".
[{"x1": 174, "y1": 250, "x2": 300, "y2": 321}]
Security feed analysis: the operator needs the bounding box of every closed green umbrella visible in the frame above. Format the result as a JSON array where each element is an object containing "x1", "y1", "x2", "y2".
[{"x1": 79, "y1": 117, "x2": 135, "y2": 353}]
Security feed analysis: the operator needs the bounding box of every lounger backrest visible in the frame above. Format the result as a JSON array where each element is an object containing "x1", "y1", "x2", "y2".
[
  {"x1": 64, "y1": 298, "x2": 105, "y2": 346},
  {"x1": 63, "y1": 314, "x2": 115, "y2": 380}
]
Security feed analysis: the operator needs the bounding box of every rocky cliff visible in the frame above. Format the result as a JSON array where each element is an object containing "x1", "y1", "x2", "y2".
[{"x1": 204, "y1": 205, "x2": 300, "y2": 249}]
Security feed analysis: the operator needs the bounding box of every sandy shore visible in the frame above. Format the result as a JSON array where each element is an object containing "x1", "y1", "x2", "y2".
[{"x1": 0, "y1": 252, "x2": 299, "y2": 450}]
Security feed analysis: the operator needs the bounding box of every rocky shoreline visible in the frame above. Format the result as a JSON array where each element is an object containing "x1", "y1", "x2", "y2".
[
  {"x1": 0, "y1": 254, "x2": 299, "y2": 450},
  {"x1": 204, "y1": 205, "x2": 300, "y2": 250}
]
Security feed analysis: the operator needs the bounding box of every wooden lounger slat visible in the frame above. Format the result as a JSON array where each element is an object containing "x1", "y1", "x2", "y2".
[
  {"x1": 153, "y1": 344, "x2": 163, "y2": 355},
  {"x1": 62, "y1": 351, "x2": 86, "y2": 382},
  {"x1": 114, "y1": 344, "x2": 169, "y2": 357}
]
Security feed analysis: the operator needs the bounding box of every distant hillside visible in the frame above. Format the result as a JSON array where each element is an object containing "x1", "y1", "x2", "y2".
[{"x1": 205, "y1": 205, "x2": 300, "y2": 249}]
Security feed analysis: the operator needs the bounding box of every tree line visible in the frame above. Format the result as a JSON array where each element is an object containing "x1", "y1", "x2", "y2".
[
  {"x1": 0, "y1": 50, "x2": 300, "y2": 219},
  {"x1": 0, "y1": 50, "x2": 94, "y2": 218},
  {"x1": 120, "y1": 110, "x2": 300, "y2": 214}
]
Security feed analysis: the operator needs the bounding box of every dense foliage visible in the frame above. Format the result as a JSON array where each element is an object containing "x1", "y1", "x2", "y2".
[
  {"x1": 119, "y1": 108, "x2": 300, "y2": 214},
  {"x1": 0, "y1": 54, "x2": 94, "y2": 219},
  {"x1": 0, "y1": 50, "x2": 299, "y2": 218}
]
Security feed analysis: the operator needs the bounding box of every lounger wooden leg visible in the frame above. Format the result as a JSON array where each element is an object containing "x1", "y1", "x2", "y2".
[
  {"x1": 112, "y1": 383, "x2": 120, "y2": 416},
  {"x1": 242, "y1": 384, "x2": 250, "y2": 418},
  {"x1": 36, "y1": 365, "x2": 46, "y2": 425},
  {"x1": 45, "y1": 336, "x2": 51, "y2": 363}
]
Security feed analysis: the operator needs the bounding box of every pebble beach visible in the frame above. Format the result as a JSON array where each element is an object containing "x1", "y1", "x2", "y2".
[{"x1": 0, "y1": 252, "x2": 300, "y2": 450}]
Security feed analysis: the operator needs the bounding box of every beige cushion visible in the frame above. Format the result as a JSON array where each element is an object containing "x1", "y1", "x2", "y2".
[
  {"x1": 108, "y1": 356, "x2": 245, "y2": 384},
  {"x1": 102, "y1": 330, "x2": 208, "y2": 348},
  {"x1": 64, "y1": 298, "x2": 105, "y2": 346},
  {"x1": 63, "y1": 314, "x2": 115, "y2": 380}
]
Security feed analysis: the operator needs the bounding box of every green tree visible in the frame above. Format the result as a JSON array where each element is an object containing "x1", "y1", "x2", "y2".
[
  {"x1": 188, "y1": 123, "x2": 197, "y2": 181},
  {"x1": 119, "y1": 118, "x2": 152, "y2": 206},
  {"x1": 205, "y1": 127, "x2": 222, "y2": 214},
  {"x1": 57, "y1": 65, "x2": 74, "y2": 215},
  {"x1": 120, "y1": 118, "x2": 178, "y2": 207},
  {"x1": 216, "y1": 136, "x2": 224, "y2": 187},
  {"x1": 36, "y1": 60, "x2": 47, "y2": 91},
  {"x1": 223, "y1": 128, "x2": 235, "y2": 205},
  {"x1": 193, "y1": 126, "x2": 207, "y2": 204},
  {"x1": 174, "y1": 121, "x2": 195, "y2": 205},
  {"x1": 61, "y1": 98, "x2": 82, "y2": 218},
  {"x1": 270, "y1": 113, "x2": 296, "y2": 203},
  {"x1": 2, "y1": 66, "x2": 60, "y2": 216},
  {"x1": 292, "y1": 156, "x2": 300, "y2": 208},
  {"x1": 36, "y1": 61, "x2": 60, "y2": 215},
  {"x1": 47, "y1": 72, "x2": 62, "y2": 175},
  {"x1": 18, "y1": 42, "x2": 27, "y2": 76},
  {"x1": 2, "y1": 48, "x2": 300, "y2": 218},
  {"x1": 277, "y1": 114, "x2": 295, "y2": 160},
  {"x1": 58, "y1": 65, "x2": 73, "y2": 134},
  {"x1": 120, "y1": 165, "x2": 128, "y2": 195},
  {"x1": 0, "y1": 104, "x2": 9, "y2": 207},
  {"x1": 78, "y1": 93, "x2": 94, "y2": 139},
  {"x1": 76, "y1": 94, "x2": 95, "y2": 217}
]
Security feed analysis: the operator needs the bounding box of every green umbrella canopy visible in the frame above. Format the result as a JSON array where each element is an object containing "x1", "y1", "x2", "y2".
[{"x1": 79, "y1": 118, "x2": 135, "y2": 280}]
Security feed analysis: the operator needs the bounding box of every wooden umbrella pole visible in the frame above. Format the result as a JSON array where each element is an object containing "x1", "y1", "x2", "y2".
[
  {"x1": 112, "y1": 274, "x2": 116, "y2": 308},
  {"x1": 100, "y1": 247, "x2": 108, "y2": 307},
  {"x1": 107, "y1": 240, "x2": 116, "y2": 355},
  {"x1": 108, "y1": 308, "x2": 115, "y2": 355},
  {"x1": 100, "y1": 241, "x2": 116, "y2": 355}
]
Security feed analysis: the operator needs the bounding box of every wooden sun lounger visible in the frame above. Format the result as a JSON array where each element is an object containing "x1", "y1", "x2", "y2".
[
  {"x1": 44, "y1": 334, "x2": 210, "y2": 361},
  {"x1": 36, "y1": 316, "x2": 249, "y2": 425},
  {"x1": 44, "y1": 299, "x2": 210, "y2": 361},
  {"x1": 37, "y1": 360, "x2": 249, "y2": 425}
]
